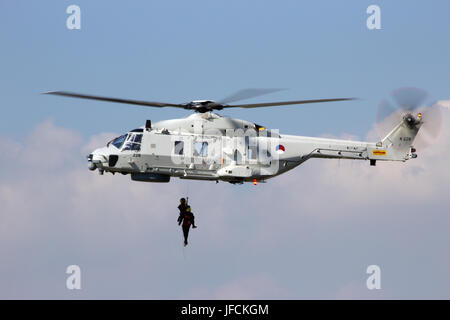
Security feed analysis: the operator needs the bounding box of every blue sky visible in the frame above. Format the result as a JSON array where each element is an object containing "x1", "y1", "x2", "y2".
[
  {"x1": 2, "y1": 0, "x2": 450, "y2": 140},
  {"x1": 1, "y1": 1, "x2": 450, "y2": 299}
]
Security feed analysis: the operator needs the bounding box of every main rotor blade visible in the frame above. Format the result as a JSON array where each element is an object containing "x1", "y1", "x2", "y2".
[
  {"x1": 43, "y1": 91, "x2": 185, "y2": 108},
  {"x1": 218, "y1": 88, "x2": 285, "y2": 104},
  {"x1": 224, "y1": 97, "x2": 357, "y2": 109}
]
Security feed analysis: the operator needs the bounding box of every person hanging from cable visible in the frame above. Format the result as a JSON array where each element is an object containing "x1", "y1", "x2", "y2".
[
  {"x1": 178, "y1": 205, "x2": 197, "y2": 246},
  {"x1": 177, "y1": 197, "x2": 188, "y2": 223}
]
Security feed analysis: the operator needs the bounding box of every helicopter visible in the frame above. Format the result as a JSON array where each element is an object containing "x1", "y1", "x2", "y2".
[{"x1": 44, "y1": 88, "x2": 441, "y2": 185}]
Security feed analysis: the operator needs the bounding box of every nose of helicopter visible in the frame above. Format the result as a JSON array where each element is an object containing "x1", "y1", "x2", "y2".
[{"x1": 87, "y1": 147, "x2": 110, "y2": 173}]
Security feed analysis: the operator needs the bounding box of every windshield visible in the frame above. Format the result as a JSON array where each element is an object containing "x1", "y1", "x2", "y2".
[{"x1": 110, "y1": 134, "x2": 127, "y2": 149}]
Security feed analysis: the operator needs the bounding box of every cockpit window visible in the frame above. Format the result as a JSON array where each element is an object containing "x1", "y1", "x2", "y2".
[
  {"x1": 122, "y1": 133, "x2": 143, "y2": 151},
  {"x1": 110, "y1": 134, "x2": 127, "y2": 149},
  {"x1": 131, "y1": 134, "x2": 142, "y2": 143}
]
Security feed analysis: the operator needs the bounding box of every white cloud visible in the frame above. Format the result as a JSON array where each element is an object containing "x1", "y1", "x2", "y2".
[
  {"x1": 1, "y1": 110, "x2": 450, "y2": 299},
  {"x1": 438, "y1": 100, "x2": 450, "y2": 109},
  {"x1": 334, "y1": 281, "x2": 387, "y2": 299},
  {"x1": 214, "y1": 273, "x2": 285, "y2": 299},
  {"x1": 185, "y1": 273, "x2": 287, "y2": 300}
]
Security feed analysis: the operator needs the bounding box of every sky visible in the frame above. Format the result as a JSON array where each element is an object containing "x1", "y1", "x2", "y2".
[{"x1": 1, "y1": 0, "x2": 450, "y2": 299}]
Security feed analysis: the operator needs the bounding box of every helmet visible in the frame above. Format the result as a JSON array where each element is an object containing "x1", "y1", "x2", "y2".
[
  {"x1": 180, "y1": 198, "x2": 186, "y2": 203},
  {"x1": 186, "y1": 206, "x2": 191, "y2": 212}
]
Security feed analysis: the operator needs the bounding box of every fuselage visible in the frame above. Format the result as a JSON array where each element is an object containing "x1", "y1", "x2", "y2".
[{"x1": 88, "y1": 112, "x2": 417, "y2": 184}]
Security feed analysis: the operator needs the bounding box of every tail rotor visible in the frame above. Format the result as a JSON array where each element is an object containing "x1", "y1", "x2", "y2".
[{"x1": 376, "y1": 87, "x2": 442, "y2": 150}]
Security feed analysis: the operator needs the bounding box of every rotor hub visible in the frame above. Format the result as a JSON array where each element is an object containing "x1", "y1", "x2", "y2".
[
  {"x1": 184, "y1": 100, "x2": 225, "y2": 113},
  {"x1": 404, "y1": 113, "x2": 415, "y2": 125}
]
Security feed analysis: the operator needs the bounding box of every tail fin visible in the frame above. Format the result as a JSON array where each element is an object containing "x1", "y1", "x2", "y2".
[{"x1": 369, "y1": 115, "x2": 422, "y2": 161}]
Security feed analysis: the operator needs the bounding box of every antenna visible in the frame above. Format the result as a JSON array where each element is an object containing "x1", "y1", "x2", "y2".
[{"x1": 145, "y1": 120, "x2": 151, "y2": 131}]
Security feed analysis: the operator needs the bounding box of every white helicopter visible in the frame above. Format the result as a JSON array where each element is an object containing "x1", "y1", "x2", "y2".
[{"x1": 44, "y1": 88, "x2": 441, "y2": 184}]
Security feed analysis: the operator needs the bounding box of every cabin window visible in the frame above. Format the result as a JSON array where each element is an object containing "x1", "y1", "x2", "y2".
[
  {"x1": 174, "y1": 141, "x2": 184, "y2": 155},
  {"x1": 194, "y1": 141, "x2": 208, "y2": 157}
]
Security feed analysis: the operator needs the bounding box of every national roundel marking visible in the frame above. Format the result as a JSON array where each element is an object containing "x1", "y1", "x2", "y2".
[{"x1": 276, "y1": 144, "x2": 285, "y2": 153}]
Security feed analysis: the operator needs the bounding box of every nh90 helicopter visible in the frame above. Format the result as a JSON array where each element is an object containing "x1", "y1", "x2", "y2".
[{"x1": 44, "y1": 88, "x2": 441, "y2": 184}]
